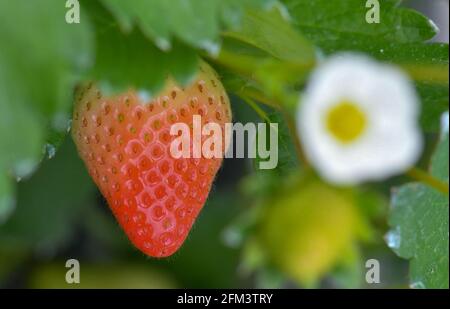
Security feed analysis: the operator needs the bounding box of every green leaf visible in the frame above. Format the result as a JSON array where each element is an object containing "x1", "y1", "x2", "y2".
[
  {"x1": 84, "y1": 0, "x2": 199, "y2": 94},
  {"x1": 99, "y1": 0, "x2": 278, "y2": 52},
  {"x1": 416, "y1": 83, "x2": 449, "y2": 132},
  {"x1": 284, "y1": 0, "x2": 438, "y2": 44},
  {"x1": 388, "y1": 124, "x2": 449, "y2": 289},
  {"x1": 217, "y1": 8, "x2": 316, "y2": 86},
  {"x1": 0, "y1": 138, "x2": 95, "y2": 248},
  {"x1": 222, "y1": 9, "x2": 315, "y2": 65},
  {"x1": 0, "y1": 0, "x2": 93, "y2": 218}
]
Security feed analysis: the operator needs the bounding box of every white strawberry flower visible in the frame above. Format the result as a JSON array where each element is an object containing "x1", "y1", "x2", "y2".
[{"x1": 297, "y1": 54, "x2": 423, "y2": 185}]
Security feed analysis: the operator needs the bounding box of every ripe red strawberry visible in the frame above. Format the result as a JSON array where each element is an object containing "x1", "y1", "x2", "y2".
[{"x1": 72, "y1": 63, "x2": 231, "y2": 257}]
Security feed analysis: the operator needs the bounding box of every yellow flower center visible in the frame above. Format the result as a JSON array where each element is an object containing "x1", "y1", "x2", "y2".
[{"x1": 326, "y1": 101, "x2": 367, "y2": 144}]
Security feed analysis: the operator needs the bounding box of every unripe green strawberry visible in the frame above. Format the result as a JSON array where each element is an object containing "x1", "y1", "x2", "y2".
[
  {"x1": 72, "y1": 63, "x2": 231, "y2": 257},
  {"x1": 259, "y1": 181, "x2": 359, "y2": 285}
]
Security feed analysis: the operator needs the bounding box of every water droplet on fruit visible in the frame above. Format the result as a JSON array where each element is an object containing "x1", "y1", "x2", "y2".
[{"x1": 137, "y1": 90, "x2": 152, "y2": 103}]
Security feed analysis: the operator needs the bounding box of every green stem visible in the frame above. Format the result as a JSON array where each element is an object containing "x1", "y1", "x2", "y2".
[
  {"x1": 241, "y1": 96, "x2": 272, "y2": 123},
  {"x1": 406, "y1": 167, "x2": 449, "y2": 195},
  {"x1": 237, "y1": 88, "x2": 281, "y2": 109}
]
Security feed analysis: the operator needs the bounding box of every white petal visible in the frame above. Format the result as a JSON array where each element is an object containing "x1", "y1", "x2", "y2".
[{"x1": 298, "y1": 53, "x2": 422, "y2": 185}]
